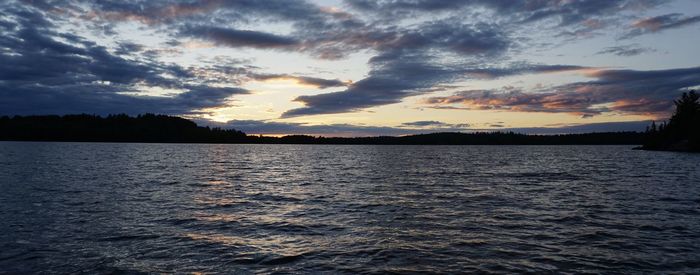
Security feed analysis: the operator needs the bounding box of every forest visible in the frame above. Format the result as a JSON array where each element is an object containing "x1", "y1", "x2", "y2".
[
  {"x1": 1, "y1": 113, "x2": 646, "y2": 145},
  {"x1": 642, "y1": 91, "x2": 700, "y2": 152},
  {"x1": 0, "y1": 114, "x2": 248, "y2": 143}
]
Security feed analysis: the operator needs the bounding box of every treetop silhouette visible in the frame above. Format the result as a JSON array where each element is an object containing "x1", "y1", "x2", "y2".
[
  {"x1": 642, "y1": 90, "x2": 700, "y2": 152},
  {"x1": 0, "y1": 114, "x2": 645, "y2": 145}
]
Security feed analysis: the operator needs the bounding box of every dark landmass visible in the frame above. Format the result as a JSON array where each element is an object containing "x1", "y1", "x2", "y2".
[
  {"x1": 0, "y1": 114, "x2": 646, "y2": 145},
  {"x1": 0, "y1": 114, "x2": 248, "y2": 143},
  {"x1": 640, "y1": 91, "x2": 700, "y2": 152},
  {"x1": 263, "y1": 132, "x2": 644, "y2": 145}
]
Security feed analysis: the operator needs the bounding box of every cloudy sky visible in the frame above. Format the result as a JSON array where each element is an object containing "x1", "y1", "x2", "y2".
[{"x1": 1, "y1": 0, "x2": 699, "y2": 136}]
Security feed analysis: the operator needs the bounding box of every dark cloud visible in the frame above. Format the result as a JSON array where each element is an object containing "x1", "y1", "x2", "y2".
[
  {"x1": 423, "y1": 67, "x2": 700, "y2": 118},
  {"x1": 55, "y1": 0, "x2": 325, "y2": 26},
  {"x1": 401, "y1": 121, "x2": 448, "y2": 127},
  {"x1": 176, "y1": 14, "x2": 512, "y2": 61},
  {"x1": 404, "y1": 21, "x2": 510, "y2": 56},
  {"x1": 180, "y1": 26, "x2": 300, "y2": 50},
  {"x1": 280, "y1": 19, "x2": 518, "y2": 117},
  {"x1": 282, "y1": 61, "x2": 588, "y2": 117},
  {"x1": 344, "y1": 0, "x2": 664, "y2": 25},
  {"x1": 282, "y1": 51, "x2": 461, "y2": 117},
  {"x1": 0, "y1": 4, "x2": 248, "y2": 116},
  {"x1": 424, "y1": 89, "x2": 609, "y2": 117},
  {"x1": 596, "y1": 44, "x2": 655, "y2": 56},
  {"x1": 58, "y1": 0, "x2": 370, "y2": 59},
  {"x1": 0, "y1": 84, "x2": 248, "y2": 116},
  {"x1": 463, "y1": 64, "x2": 589, "y2": 79},
  {"x1": 64, "y1": 0, "x2": 517, "y2": 61},
  {"x1": 622, "y1": 13, "x2": 700, "y2": 38},
  {"x1": 114, "y1": 41, "x2": 145, "y2": 56},
  {"x1": 40, "y1": 0, "x2": 672, "y2": 65},
  {"x1": 1, "y1": 8, "x2": 155, "y2": 85},
  {"x1": 306, "y1": 20, "x2": 512, "y2": 59}
]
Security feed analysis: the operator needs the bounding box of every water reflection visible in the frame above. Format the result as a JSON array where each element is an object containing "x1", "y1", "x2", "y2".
[{"x1": 1, "y1": 143, "x2": 700, "y2": 273}]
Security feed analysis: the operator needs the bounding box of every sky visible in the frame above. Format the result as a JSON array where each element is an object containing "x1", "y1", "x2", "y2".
[{"x1": 1, "y1": 0, "x2": 699, "y2": 136}]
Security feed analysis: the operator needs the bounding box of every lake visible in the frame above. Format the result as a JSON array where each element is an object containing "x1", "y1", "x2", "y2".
[{"x1": 1, "y1": 142, "x2": 699, "y2": 273}]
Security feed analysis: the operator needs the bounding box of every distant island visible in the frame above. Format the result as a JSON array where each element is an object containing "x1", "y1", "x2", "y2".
[
  {"x1": 0, "y1": 113, "x2": 646, "y2": 145},
  {"x1": 640, "y1": 91, "x2": 700, "y2": 152}
]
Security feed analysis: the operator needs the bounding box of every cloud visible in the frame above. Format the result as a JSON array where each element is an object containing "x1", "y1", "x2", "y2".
[
  {"x1": 281, "y1": 52, "x2": 461, "y2": 117},
  {"x1": 345, "y1": 0, "x2": 665, "y2": 25},
  {"x1": 463, "y1": 64, "x2": 590, "y2": 79},
  {"x1": 250, "y1": 74, "x2": 349, "y2": 89},
  {"x1": 69, "y1": 0, "x2": 326, "y2": 26},
  {"x1": 0, "y1": 4, "x2": 249, "y2": 116},
  {"x1": 280, "y1": 20, "x2": 518, "y2": 118},
  {"x1": 0, "y1": 84, "x2": 249, "y2": 116},
  {"x1": 400, "y1": 121, "x2": 470, "y2": 128},
  {"x1": 114, "y1": 41, "x2": 145, "y2": 56},
  {"x1": 281, "y1": 61, "x2": 588, "y2": 118},
  {"x1": 423, "y1": 66, "x2": 700, "y2": 118},
  {"x1": 177, "y1": 13, "x2": 513, "y2": 60},
  {"x1": 423, "y1": 89, "x2": 607, "y2": 117},
  {"x1": 622, "y1": 13, "x2": 700, "y2": 38},
  {"x1": 180, "y1": 26, "x2": 300, "y2": 50},
  {"x1": 409, "y1": 21, "x2": 510, "y2": 56},
  {"x1": 555, "y1": 18, "x2": 612, "y2": 39},
  {"x1": 596, "y1": 44, "x2": 655, "y2": 56},
  {"x1": 401, "y1": 121, "x2": 449, "y2": 127}
]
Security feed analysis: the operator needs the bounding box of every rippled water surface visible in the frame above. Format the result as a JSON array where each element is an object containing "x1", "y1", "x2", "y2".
[{"x1": 1, "y1": 142, "x2": 700, "y2": 274}]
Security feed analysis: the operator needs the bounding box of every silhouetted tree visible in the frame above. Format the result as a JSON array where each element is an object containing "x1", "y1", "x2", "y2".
[{"x1": 643, "y1": 90, "x2": 700, "y2": 151}]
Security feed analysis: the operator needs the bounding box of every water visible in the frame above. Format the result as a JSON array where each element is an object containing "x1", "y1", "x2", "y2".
[{"x1": 1, "y1": 142, "x2": 699, "y2": 274}]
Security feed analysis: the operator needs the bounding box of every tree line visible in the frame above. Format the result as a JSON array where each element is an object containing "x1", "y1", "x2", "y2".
[
  {"x1": 642, "y1": 91, "x2": 700, "y2": 152},
  {"x1": 256, "y1": 132, "x2": 645, "y2": 145},
  {"x1": 0, "y1": 113, "x2": 647, "y2": 145},
  {"x1": 0, "y1": 114, "x2": 248, "y2": 143}
]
